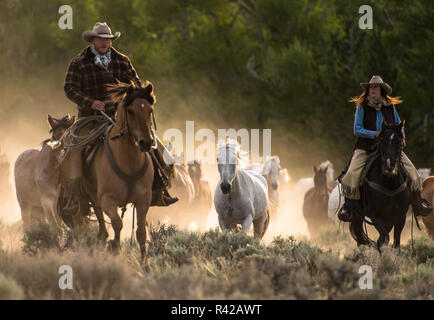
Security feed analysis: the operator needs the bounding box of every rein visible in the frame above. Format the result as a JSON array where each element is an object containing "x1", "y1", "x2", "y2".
[
  {"x1": 369, "y1": 132, "x2": 407, "y2": 197},
  {"x1": 366, "y1": 178, "x2": 408, "y2": 197}
]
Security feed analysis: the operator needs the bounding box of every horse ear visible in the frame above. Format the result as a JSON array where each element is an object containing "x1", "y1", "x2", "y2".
[
  {"x1": 313, "y1": 165, "x2": 317, "y2": 174},
  {"x1": 126, "y1": 81, "x2": 135, "y2": 95},
  {"x1": 398, "y1": 120, "x2": 405, "y2": 130},
  {"x1": 144, "y1": 81, "x2": 154, "y2": 95},
  {"x1": 47, "y1": 114, "x2": 56, "y2": 128},
  {"x1": 70, "y1": 115, "x2": 76, "y2": 124}
]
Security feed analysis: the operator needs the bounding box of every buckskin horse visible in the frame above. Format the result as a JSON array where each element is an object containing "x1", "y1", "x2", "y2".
[
  {"x1": 14, "y1": 114, "x2": 75, "y2": 233},
  {"x1": 350, "y1": 121, "x2": 410, "y2": 250},
  {"x1": 66, "y1": 80, "x2": 157, "y2": 261}
]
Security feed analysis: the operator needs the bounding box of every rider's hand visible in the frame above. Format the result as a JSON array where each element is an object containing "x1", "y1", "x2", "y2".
[
  {"x1": 374, "y1": 131, "x2": 381, "y2": 138},
  {"x1": 91, "y1": 100, "x2": 105, "y2": 111}
]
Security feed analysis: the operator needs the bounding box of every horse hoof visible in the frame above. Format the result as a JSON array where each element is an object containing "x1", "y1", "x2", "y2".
[{"x1": 107, "y1": 240, "x2": 120, "y2": 254}]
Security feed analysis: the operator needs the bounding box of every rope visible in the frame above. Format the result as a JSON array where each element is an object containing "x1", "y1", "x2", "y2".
[
  {"x1": 130, "y1": 205, "x2": 136, "y2": 246},
  {"x1": 61, "y1": 115, "x2": 111, "y2": 155},
  {"x1": 411, "y1": 208, "x2": 415, "y2": 252}
]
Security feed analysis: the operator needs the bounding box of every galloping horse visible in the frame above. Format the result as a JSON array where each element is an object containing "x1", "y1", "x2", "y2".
[
  {"x1": 350, "y1": 121, "x2": 410, "y2": 250},
  {"x1": 15, "y1": 114, "x2": 75, "y2": 233},
  {"x1": 421, "y1": 176, "x2": 434, "y2": 240},
  {"x1": 76, "y1": 80, "x2": 157, "y2": 260},
  {"x1": 294, "y1": 160, "x2": 336, "y2": 196},
  {"x1": 247, "y1": 156, "x2": 281, "y2": 218},
  {"x1": 214, "y1": 140, "x2": 269, "y2": 239},
  {"x1": 302, "y1": 164, "x2": 330, "y2": 237}
]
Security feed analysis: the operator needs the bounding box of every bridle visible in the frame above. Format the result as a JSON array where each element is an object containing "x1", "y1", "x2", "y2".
[
  {"x1": 377, "y1": 128, "x2": 403, "y2": 176},
  {"x1": 102, "y1": 99, "x2": 158, "y2": 149},
  {"x1": 366, "y1": 128, "x2": 407, "y2": 197}
]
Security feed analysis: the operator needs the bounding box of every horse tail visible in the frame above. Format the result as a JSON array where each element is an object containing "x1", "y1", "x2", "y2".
[
  {"x1": 261, "y1": 209, "x2": 271, "y2": 239},
  {"x1": 349, "y1": 215, "x2": 374, "y2": 246}
]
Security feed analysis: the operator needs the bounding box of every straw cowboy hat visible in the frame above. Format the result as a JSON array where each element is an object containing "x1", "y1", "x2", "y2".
[
  {"x1": 360, "y1": 75, "x2": 392, "y2": 95},
  {"x1": 82, "y1": 22, "x2": 121, "y2": 42}
]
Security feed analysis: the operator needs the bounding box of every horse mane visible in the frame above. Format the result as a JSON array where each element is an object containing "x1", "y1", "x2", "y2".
[
  {"x1": 217, "y1": 139, "x2": 248, "y2": 169},
  {"x1": 263, "y1": 156, "x2": 280, "y2": 175},
  {"x1": 106, "y1": 80, "x2": 156, "y2": 107}
]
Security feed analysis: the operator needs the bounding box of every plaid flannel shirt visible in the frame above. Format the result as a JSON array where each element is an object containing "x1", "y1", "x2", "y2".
[{"x1": 64, "y1": 46, "x2": 143, "y2": 117}]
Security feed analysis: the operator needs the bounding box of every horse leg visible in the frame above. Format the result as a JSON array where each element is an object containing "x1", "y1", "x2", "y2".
[
  {"x1": 240, "y1": 215, "x2": 253, "y2": 234},
  {"x1": 41, "y1": 198, "x2": 63, "y2": 236},
  {"x1": 101, "y1": 195, "x2": 123, "y2": 254},
  {"x1": 392, "y1": 214, "x2": 406, "y2": 249},
  {"x1": 253, "y1": 211, "x2": 269, "y2": 240},
  {"x1": 135, "y1": 193, "x2": 152, "y2": 264},
  {"x1": 350, "y1": 215, "x2": 372, "y2": 246},
  {"x1": 218, "y1": 214, "x2": 231, "y2": 232},
  {"x1": 371, "y1": 216, "x2": 389, "y2": 251},
  {"x1": 20, "y1": 202, "x2": 32, "y2": 231},
  {"x1": 94, "y1": 206, "x2": 109, "y2": 244}
]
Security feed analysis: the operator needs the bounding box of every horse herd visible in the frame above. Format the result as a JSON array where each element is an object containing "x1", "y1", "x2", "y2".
[{"x1": 9, "y1": 82, "x2": 434, "y2": 260}]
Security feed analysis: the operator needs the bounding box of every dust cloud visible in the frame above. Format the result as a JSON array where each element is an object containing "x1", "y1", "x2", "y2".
[{"x1": 0, "y1": 78, "x2": 428, "y2": 246}]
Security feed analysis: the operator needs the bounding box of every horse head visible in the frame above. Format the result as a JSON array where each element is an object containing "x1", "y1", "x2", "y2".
[
  {"x1": 378, "y1": 121, "x2": 404, "y2": 177},
  {"x1": 217, "y1": 139, "x2": 243, "y2": 194},
  {"x1": 47, "y1": 114, "x2": 75, "y2": 141},
  {"x1": 262, "y1": 156, "x2": 280, "y2": 190},
  {"x1": 188, "y1": 160, "x2": 202, "y2": 188},
  {"x1": 313, "y1": 164, "x2": 328, "y2": 195},
  {"x1": 107, "y1": 80, "x2": 156, "y2": 152}
]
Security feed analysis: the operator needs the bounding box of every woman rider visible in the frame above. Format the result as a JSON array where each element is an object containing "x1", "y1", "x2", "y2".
[{"x1": 338, "y1": 75, "x2": 432, "y2": 222}]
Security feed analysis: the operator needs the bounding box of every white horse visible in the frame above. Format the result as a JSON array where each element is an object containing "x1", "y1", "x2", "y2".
[
  {"x1": 247, "y1": 156, "x2": 281, "y2": 215},
  {"x1": 328, "y1": 183, "x2": 344, "y2": 222},
  {"x1": 418, "y1": 168, "x2": 431, "y2": 181},
  {"x1": 214, "y1": 140, "x2": 270, "y2": 239}
]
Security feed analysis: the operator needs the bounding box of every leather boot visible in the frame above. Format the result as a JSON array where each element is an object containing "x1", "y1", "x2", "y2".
[
  {"x1": 411, "y1": 190, "x2": 433, "y2": 217},
  {"x1": 63, "y1": 178, "x2": 90, "y2": 216},
  {"x1": 338, "y1": 197, "x2": 362, "y2": 222},
  {"x1": 338, "y1": 198, "x2": 353, "y2": 222},
  {"x1": 151, "y1": 188, "x2": 179, "y2": 207}
]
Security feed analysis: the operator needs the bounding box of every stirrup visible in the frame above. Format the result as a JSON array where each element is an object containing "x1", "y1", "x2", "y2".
[
  {"x1": 337, "y1": 207, "x2": 352, "y2": 222},
  {"x1": 63, "y1": 200, "x2": 89, "y2": 216},
  {"x1": 415, "y1": 199, "x2": 433, "y2": 217},
  {"x1": 151, "y1": 192, "x2": 179, "y2": 207}
]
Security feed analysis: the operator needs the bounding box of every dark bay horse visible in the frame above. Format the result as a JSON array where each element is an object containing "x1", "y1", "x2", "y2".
[
  {"x1": 302, "y1": 164, "x2": 330, "y2": 237},
  {"x1": 15, "y1": 114, "x2": 75, "y2": 233},
  {"x1": 188, "y1": 160, "x2": 212, "y2": 230},
  {"x1": 350, "y1": 121, "x2": 410, "y2": 250},
  {"x1": 80, "y1": 81, "x2": 156, "y2": 260}
]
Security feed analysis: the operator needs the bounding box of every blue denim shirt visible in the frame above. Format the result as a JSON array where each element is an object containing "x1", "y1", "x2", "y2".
[{"x1": 354, "y1": 105, "x2": 404, "y2": 139}]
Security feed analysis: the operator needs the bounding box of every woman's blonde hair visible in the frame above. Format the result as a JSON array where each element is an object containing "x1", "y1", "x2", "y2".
[{"x1": 349, "y1": 87, "x2": 403, "y2": 106}]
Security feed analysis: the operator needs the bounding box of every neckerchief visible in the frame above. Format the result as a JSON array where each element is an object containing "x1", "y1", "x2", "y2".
[
  {"x1": 90, "y1": 44, "x2": 111, "y2": 70},
  {"x1": 367, "y1": 96, "x2": 391, "y2": 111}
]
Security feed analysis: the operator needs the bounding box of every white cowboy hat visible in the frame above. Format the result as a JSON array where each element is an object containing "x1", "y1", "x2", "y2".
[
  {"x1": 82, "y1": 22, "x2": 121, "y2": 42},
  {"x1": 360, "y1": 75, "x2": 392, "y2": 95}
]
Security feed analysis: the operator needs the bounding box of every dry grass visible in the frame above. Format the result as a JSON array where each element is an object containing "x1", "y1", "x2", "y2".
[{"x1": 0, "y1": 219, "x2": 432, "y2": 300}]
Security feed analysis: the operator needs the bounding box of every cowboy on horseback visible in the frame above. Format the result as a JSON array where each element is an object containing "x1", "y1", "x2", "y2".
[
  {"x1": 62, "y1": 22, "x2": 178, "y2": 216},
  {"x1": 338, "y1": 75, "x2": 432, "y2": 222}
]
